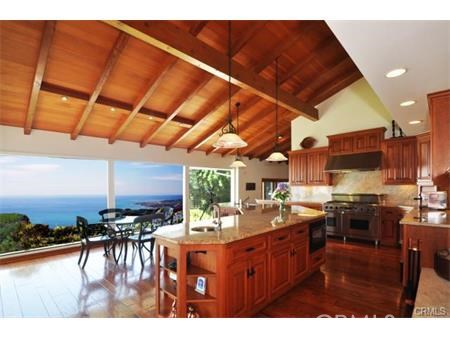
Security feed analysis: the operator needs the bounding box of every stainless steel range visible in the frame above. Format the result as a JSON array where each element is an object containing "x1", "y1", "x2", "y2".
[{"x1": 323, "y1": 193, "x2": 384, "y2": 246}]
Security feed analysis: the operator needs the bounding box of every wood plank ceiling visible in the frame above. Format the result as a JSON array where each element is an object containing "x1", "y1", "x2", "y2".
[{"x1": 0, "y1": 20, "x2": 362, "y2": 160}]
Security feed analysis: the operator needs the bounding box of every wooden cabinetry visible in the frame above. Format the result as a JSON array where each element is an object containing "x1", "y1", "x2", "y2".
[
  {"x1": 327, "y1": 127, "x2": 386, "y2": 155},
  {"x1": 416, "y1": 132, "x2": 432, "y2": 180},
  {"x1": 383, "y1": 136, "x2": 417, "y2": 184},
  {"x1": 289, "y1": 147, "x2": 331, "y2": 186},
  {"x1": 380, "y1": 207, "x2": 404, "y2": 246},
  {"x1": 428, "y1": 90, "x2": 450, "y2": 201}
]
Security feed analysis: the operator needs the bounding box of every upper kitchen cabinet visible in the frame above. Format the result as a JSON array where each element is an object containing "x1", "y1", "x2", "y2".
[
  {"x1": 428, "y1": 90, "x2": 450, "y2": 197},
  {"x1": 328, "y1": 127, "x2": 386, "y2": 155},
  {"x1": 383, "y1": 136, "x2": 417, "y2": 185},
  {"x1": 416, "y1": 132, "x2": 432, "y2": 180},
  {"x1": 289, "y1": 147, "x2": 331, "y2": 186}
]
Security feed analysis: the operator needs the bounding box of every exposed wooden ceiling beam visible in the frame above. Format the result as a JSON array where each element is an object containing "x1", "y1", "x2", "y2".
[
  {"x1": 220, "y1": 103, "x2": 276, "y2": 157},
  {"x1": 186, "y1": 24, "x2": 312, "y2": 154},
  {"x1": 295, "y1": 57, "x2": 353, "y2": 99},
  {"x1": 24, "y1": 21, "x2": 56, "y2": 135},
  {"x1": 231, "y1": 21, "x2": 267, "y2": 56},
  {"x1": 70, "y1": 33, "x2": 128, "y2": 140},
  {"x1": 241, "y1": 121, "x2": 291, "y2": 157},
  {"x1": 139, "y1": 74, "x2": 211, "y2": 147},
  {"x1": 189, "y1": 21, "x2": 209, "y2": 35},
  {"x1": 103, "y1": 20, "x2": 318, "y2": 120},
  {"x1": 188, "y1": 96, "x2": 262, "y2": 153},
  {"x1": 40, "y1": 81, "x2": 195, "y2": 127},
  {"x1": 309, "y1": 70, "x2": 363, "y2": 106},
  {"x1": 108, "y1": 59, "x2": 178, "y2": 144},
  {"x1": 164, "y1": 22, "x2": 270, "y2": 151},
  {"x1": 279, "y1": 36, "x2": 335, "y2": 84}
]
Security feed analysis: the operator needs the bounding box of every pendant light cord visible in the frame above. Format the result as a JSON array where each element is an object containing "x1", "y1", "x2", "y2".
[
  {"x1": 228, "y1": 20, "x2": 232, "y2": 125},
  {"x1": 236, "y1": 102, "x2": 240, "y2": 156},
  {"x1": 275, "y1": 57, "x2": 279, "y2": 150}
]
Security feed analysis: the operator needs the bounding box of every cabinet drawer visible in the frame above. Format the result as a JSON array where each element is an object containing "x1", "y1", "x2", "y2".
[
  {"x1": 291, "y1": 224, "x2": 308, "y2": 243},
  {"x1": 270, "y1": 228, "x2": 291, "y2": 249},
  {"x1": 309, "y1": 249, "x2": 325, "y2": 270},
  {"x1": 229, "y1": 236, "x2": 267, "y2": 263}
]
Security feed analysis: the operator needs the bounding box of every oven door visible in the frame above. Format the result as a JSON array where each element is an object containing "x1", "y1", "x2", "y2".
[
  {"x1": 325, "y1": 211, "x2": 342, "y2": 236},
  {"x1": 309, "y1": 219, "x2": 326, "y2": 253},
  {"x1": 342, "y1": 212, "x2": 380, "y2": 240}
]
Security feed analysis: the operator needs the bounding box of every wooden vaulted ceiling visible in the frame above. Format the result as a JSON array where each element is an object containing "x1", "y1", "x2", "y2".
[{"x1": 0, "y1": 20, "x2": 362, "y2": 160}]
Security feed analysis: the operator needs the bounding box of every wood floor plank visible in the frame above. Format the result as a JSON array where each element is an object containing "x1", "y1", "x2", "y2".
[{"x1": 0, "y1": 239, "x2": 406, "y2": 318}]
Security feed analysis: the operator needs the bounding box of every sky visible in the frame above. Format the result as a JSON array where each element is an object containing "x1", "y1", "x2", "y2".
[{"x1": 0, "y1": 155, "x2": 182, "y2": 196}]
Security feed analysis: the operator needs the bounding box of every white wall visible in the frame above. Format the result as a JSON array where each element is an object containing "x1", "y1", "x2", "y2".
[
  {"x1": 0, "y1": 125, "x2": 287, "y2": 201},
  {"x1": 291, "y1": 78, "x2": 393, "y2": 150}
]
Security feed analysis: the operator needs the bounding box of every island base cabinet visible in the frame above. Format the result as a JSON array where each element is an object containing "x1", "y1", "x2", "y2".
[
  {"x1": 292, "y1": 241, "x2": 309, "y2": 282},
  {"x1": 270, "y1": 246, "x2": 292, "y2": 298},
  {"x1": 227, "y1": 253, "x2": 268, "y2": 317}
]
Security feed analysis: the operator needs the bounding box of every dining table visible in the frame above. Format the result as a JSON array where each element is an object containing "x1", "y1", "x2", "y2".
[{"x1": 101, "y1": 215, "x2": 138, "y2": 263}]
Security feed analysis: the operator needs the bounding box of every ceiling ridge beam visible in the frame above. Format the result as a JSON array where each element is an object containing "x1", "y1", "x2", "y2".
[
  {"x1": 24, "y1": 21, "x2": 56, "y2": 135},
  {"x1": 40, "y1": 81, "x2": 195, "y2": 127},
  {"x1": 70, "y1": 33, "x2": 129, "y2": 140},
  {"x1": 103, "y1": 20, "x2": 318, "y2": 120},
  {"x1": 139, "y1": 74, "x2": 212, "y2": 147},
  {"x1": 108, "y1": 58, "x2": 178, "y2": 144}
]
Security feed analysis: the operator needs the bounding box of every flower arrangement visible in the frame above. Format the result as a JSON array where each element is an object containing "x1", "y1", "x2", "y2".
[{"x1": 271, "y1": 182, "x2": 291, "y2": 208}]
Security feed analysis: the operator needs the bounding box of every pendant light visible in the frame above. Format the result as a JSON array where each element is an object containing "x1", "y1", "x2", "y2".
[
  {"x1": 266, "y1": 58, "x2": 288, "y2": 162},
  {"x1": 230, "y1": 102, "x2": 247, "y2": 168},
  {"x1": 213, "y1": 21, "x2": 248, "y2": 149}
]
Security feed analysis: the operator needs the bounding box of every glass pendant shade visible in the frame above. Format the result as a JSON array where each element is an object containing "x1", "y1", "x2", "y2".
[
  {"x1": 213, "y1": 131, "x2": 248, "y2": 149},
  {"x1": 266, "y1": 151, "x2": 288, "y2": 162},
  {"x1": 230, "y1": 157, "x2": 247, "y2": 168}
]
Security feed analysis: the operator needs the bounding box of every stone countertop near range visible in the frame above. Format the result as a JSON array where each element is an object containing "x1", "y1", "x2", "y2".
[
  {"x1": 400, "y1": 208, "x2": 450, "y2": 229},
  {"x1": 413, "y1": 268, "x2": 450, "y2": 318},
  {"x1": 153, "y1": 205, "x2": 325, "y2": 245}
]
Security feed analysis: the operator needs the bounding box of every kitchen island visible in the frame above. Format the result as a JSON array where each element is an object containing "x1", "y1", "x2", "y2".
[{"x1": 152, "y1": 205, "x2": 326, "y2": 317}]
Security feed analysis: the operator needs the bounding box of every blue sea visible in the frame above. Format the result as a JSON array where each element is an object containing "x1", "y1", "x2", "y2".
[{"x1": 0, "y1": 195, "x2": 182, "y2": 228}]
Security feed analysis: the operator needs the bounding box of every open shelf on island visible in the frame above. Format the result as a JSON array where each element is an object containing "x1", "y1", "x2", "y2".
[
  {"x1": 160, "y1": 275, "x2": 177, "y2": 299},
  {"x1": 187, "y1": 264, "x2": 215, "y2": 277},
  {"x1": 187, "y1": 285, "x2": 216, "y2": 303}
]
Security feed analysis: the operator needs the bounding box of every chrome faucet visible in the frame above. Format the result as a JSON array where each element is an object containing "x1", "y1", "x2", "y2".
[{"x1": 211, "y1": 203, "x2": 222, "y2": 230}]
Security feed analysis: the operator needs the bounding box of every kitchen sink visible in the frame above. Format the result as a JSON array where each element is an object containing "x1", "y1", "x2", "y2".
[{"x1": 191, "y1": 226, "x2": 217, "y2": 232}]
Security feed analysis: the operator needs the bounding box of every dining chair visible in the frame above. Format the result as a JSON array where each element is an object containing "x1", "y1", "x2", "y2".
[
  {"x1": 127, "y1": 213, "x2": 165, "y2": 267},
  {"x1": 157, "y1": 206, "x2": 174, "y2": 225},
  {"x1": 98, "y1": 208, "x2": 124, "y2": 223},
  {"x1": 76, "y1": 216, "x2": 116, "y2": 269}
]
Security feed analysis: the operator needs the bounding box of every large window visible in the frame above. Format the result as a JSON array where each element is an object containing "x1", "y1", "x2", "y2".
[
  {"x1": 0, "y1": 154, "x2": 107, "y2": 254},
  {"x1": 114, "y1": 161, "x2": 183, "y2": 221},
  {"x1": 189, "y1": 168, "x2": 232, "y2": 221}
]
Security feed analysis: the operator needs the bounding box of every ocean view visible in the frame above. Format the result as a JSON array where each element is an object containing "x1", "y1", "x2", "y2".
[{"x1": 0, "y1": 194, "x2": 182, "y2": 227}]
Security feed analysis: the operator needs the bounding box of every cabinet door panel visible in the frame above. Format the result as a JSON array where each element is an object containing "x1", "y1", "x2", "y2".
[
  {"x1": 249, "y1": 254, "x2": 268, "y2": 310},
  {"x1": 417, "y1": 135, "x2": 431, "y2": 179},
  {"x1": 354, "y1": 134, "x2": 366, "y2": 152},
  {"x1": 270, "y1": 246, "x2": 291, "y2": 297},
  {"x1": 329, "y1": 138, "x2": 342, "y2": 155},
  {"x1": 227, "y1": 260, "x2": 249, "y2": 317},
  {"x1": 342, "y1": 136, "x2": 354, "y2": 153},
  {"x1": 292, "y1": 241, "x2": 308, "y2": 282}
]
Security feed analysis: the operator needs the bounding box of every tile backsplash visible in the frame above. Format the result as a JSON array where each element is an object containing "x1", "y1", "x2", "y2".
[{"x1": 291, "y1": 171, "x2": 417, "y2": 204}]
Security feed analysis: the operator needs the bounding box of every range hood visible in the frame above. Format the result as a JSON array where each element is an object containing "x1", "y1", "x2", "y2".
[{"x1": 324, "y1": 151, "x2": 382, "y2": 173}]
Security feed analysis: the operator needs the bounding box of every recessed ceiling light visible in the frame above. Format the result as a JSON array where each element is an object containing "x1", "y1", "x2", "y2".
[
  {"x1": 400, "y1": 100, "x2": 416, "y2": 107},
  {"x1": 409, "y1": 120, "x2": 423, "y2": 125},
  {"x1": 110, "y1": 107, "x2": 116, "y2": 112},
  {"x1": 148, "y1": 116, "x2": 153, "y2": 120},
  {"x1": 385, "y1": 68, "x2": 407, "y2": 78},
  {"x1": 278, "y1": 135, "x2": 283, "y2": 139},
  {"x1": 61, "y1": 96, "x2": 68, "y2": 102}
]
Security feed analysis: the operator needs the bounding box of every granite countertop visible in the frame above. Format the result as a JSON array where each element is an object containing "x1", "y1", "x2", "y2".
[
  {"x1": 153, "y1": 205, "x2": 326, "y2": 245},
  {"x1": 400, "y1": 208, "x2": 450, "y2": 228},
  {"x1": 413, "y1": 268, "x2": 450, "y2": 318}
]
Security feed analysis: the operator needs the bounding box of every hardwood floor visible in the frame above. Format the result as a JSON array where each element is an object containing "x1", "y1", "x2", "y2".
[{"x1": 0, "y1": 239, "x2": 406, "y2": 318}]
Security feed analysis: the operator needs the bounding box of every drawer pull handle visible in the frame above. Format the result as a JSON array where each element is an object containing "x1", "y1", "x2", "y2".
[
  {"x1": 277, "y1": 236, "x2": 287, "y2": 241},
  {"x1": 245, "y1": 247, "x2": 255, "y2": 252},
  {"x1": 314, "y1": 256, "x2": 322, "y2": 261},
  {"x1": 297, "y1": 230, "x2": 305, "y2": 234}
]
